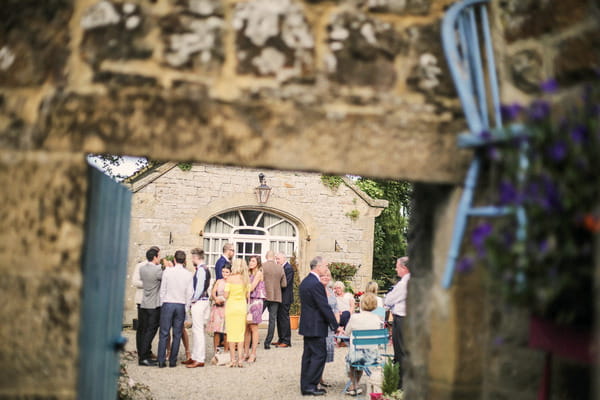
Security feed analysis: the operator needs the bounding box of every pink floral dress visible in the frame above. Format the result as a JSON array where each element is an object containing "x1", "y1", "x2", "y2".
[
  {"x1": 208, "y1": 279, "x2": 226, "y2": 333},
  {"x1": 247, "y1": 274, "x2": 266, "y2": 324}
]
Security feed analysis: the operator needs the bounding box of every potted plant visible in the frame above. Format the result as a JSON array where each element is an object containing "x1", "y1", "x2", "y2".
[
  {"x1": 289, "y1": 253, "x2": 301, "y2": 330},
  {"x1": 373, "y1": 359, "x2": 402, "y2": 400}
]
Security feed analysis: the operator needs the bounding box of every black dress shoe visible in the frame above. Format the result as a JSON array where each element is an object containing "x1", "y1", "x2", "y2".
[
  {"x1": 138, "y1": 359, "x2": 157, "y2": 366},
  {"x1": 169, "y1": 362, "x2": 177, "y2": 368},
  {"x1": 157, "y1": 362, "x2": 167, "y2": 368},
  {"x1": 319, "y1": 382, "x2": 332, "y2": 388},
  {"x1": 264, "y1": 346, "x2": 270, "y2": 350},
  {"x1": 301, "y1": 389, "x2": 326, "y2": 396}
]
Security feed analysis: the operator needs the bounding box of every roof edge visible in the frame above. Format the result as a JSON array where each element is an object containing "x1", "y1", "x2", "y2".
[
  {"x1": 341, "y1": 176, "x2": 389, "y2": 209},
  {"x1": 126, "y1": 162, "x2": 178, "y2": 193}
]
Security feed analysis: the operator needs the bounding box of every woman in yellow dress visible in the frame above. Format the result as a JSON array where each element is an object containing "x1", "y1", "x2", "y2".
[{"x1": 224, "y1": 258, "x2": 250, "y2": 367}]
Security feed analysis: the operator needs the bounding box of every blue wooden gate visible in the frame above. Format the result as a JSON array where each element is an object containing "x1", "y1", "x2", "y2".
[{"x1": 77, "y1": 165, "x2": 132, "y2": 400}]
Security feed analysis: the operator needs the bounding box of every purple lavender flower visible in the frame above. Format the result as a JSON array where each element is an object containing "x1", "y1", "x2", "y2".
[
  {"x1": 547, "y1": 140, "x2": 567, "y2": 161},
  {"x1": 529, "y1": 100, "x2": 551, "y2": 121},
  {"x1": 540, "y1": 78, "x2": 559, "y2": 94},
  {"x1": 541, "y1": 175, "x2": 562, "y2": 211},
  {"x1": 570, "y1": 125, "x2": 587, "y2": 144},
  {"x1": 487, "y1": 146, "x2": 501, "y2": 161},
  {"x1": 457, "y1": 257, "x2": 474, "y2": 273},
  {"x1": 538, "y1": 239, "x2": 549, "y2": 254},
  {"x1": 500, "y1": 103, "x2": 523, "y2": 121},
  {"x1": 479, "y1": 130, "x2": 492, "y2": 141},
  {"x1": 472, "y1": 222, "x2": 493, "y2": 255},
  {"x1": 492, "y1": 336, "x2": 505, "y2": 346},
  {"x1": 498, "y1": 180, "x2": 519, "y2": 205}
]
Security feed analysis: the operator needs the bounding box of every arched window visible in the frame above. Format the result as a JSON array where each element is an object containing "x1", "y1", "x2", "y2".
[{"x1": 203, "y1": 209, "x2": 298, "y2": 268}]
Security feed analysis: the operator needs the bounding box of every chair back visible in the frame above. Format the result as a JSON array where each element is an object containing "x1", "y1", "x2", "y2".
[
  {"x1": 442, "y1": 0, "x2": 501, "y2": 135},
  {"x1": 351, "y1": 328, "x2": 388, "y2": 348}
]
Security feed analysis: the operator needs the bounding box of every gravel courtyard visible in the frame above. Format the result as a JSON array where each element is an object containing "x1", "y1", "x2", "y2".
[{"x1": 122, "y1": 327, "x2": 362, "y2": 400}]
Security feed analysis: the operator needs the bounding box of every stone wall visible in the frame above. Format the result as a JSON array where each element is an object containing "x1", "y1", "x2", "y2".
[
  {"x1": 0, "y1": 0, "x2": 470, "y2": 184},
  {"x1": 124, "y1": 162, "x2": 386, "y2": 323},
  {"x1": 0, "y1": 152, "x2": 87, "y2": 399}
]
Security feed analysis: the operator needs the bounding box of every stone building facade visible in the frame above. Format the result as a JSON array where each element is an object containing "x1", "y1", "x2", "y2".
[
  {"x1": 123, "y1": 162, "x2": 387, "y2": 323},
  {"x1": 0, "y1": 0, "x2": 598, "y2": 399}
]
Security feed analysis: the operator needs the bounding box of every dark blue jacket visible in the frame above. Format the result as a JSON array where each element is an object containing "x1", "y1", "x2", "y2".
[
  {"x1": 214, "y1": 255, "x2": 229, "y2": 280},
  {"x1": 299, "y1": 272, "x2": 338, "y2": 337},
  {"x1": 281, "y1": 262, "x2": 294, "y2": 305}
]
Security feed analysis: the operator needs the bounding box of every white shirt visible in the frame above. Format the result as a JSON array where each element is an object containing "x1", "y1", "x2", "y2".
[
  {"x1": 336, "y1": 292, "x2": 354, "y2": 313},
  {"x1": 345, "y1": 311, "x2": 384, "y2": 348},
  {"x1": 159, "y1": 264, "x2": 193, "y2": 310},
  {"x1": 384, "y1": 273, "x2": 411, "y2": 317},
  {"x1": 131, "y1": 261, "x2": 146, "y2": 305}
]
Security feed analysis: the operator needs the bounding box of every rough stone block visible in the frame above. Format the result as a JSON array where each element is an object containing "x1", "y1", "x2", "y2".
[
  {"x1": 500, "y1": 0, "x2": 589, "y2": 43},
  {"x1": 508, "y1": 48, "x2": 544, "y2": 94},
  {"x1": 234, "y1": 0, "x2": 315, "y2": 81},
  {"x1": 365, "y1": 0, "x2": 432, "y2": 15},
  {"x1": 0, "y1": 271, "x2": 80, "y2": 399},
  {"x1": 326, "y1": 11, "x2": 407, "y2": 88},
  {"x1": 405, "y1": 21, "x2": 455, "y2": 98},
  {"x1": 80, "y1": 1, "x2": 152, "y2": 68},
  {"x1": 160, "y1": 1, "x2": 225, "y2": 70},
  {"x1": 555, "y1": 28, "x2": 600, "y2": 85},
  {"x1": 0, "y1": 151, "x2": 87, "y2": 272},
  {"x1": 0, "y1": 0, "x2": 73, "y2": 87}
]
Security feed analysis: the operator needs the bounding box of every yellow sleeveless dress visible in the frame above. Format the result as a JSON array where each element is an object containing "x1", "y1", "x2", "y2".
[{"x1": 224, "y1": 282, "x2": 247, "y2": 342}]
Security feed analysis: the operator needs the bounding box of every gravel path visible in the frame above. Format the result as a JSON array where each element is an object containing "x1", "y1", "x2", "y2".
[{"x1": 122, "y1": 328, "x2": 365, "y2": 400}]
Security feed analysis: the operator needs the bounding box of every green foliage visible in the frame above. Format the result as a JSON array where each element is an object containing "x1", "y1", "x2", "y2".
[
  {"x1": 382, "y1": 359, "x2": 401, "y2": 396},
  {"x1": 289, "y1": 253, "x2": 302, "y2": 315},
  {"x1": 357, "y1": 178, "x2": 412, "y2": 289},
  {"x1": 329, "y1": 262, "x2": 359, "y2": 286},
  {"x1": 345, "y1": 209, "x2": 360, "y2": 221},
  {"x1": 177, "y1": 162, "x2": 192, "y2": 171},
  {"x1": 320, "y1": 174, "x2": 344, "y2": 190}
]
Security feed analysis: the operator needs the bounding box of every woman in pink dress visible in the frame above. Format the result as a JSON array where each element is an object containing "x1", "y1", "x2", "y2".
[
  {"x1": 243, "y1": 256, "x2": 266, "y2": 363},
  {"x1": 209, "y1": 264, "x2": 231, "y2": 353}
]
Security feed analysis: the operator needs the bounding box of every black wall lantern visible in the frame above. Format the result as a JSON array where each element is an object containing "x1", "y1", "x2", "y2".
[{"x1": 255, "y1": 173, "x2": 272, "y2": 204}]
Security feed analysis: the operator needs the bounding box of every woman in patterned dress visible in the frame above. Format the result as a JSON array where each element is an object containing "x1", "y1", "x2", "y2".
[
  {"x1": 209, "y1": 264, "x2": 231, "y2": 353},
  {"x1": 243, "y1": 255, "x2": 266, "y2": 363}
]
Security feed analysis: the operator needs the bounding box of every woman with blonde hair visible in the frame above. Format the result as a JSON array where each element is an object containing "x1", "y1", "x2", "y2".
[
  {"x1": 365, "y1": 281, "x2": 384, "y2": 308},
  {"x1": 224, "y1": 258, "x2": 250, "y2": 367},
  {"x1": 243, "y1": 255, "x2": 266, "y2": 363},
  {"x1": 344, "y1": 293, "x2": 384, "y2": 396}
]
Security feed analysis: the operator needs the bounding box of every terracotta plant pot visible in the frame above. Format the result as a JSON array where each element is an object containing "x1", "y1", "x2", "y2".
[{"x1": 290, "y1": 315, "x2": 300, "y2": 330}]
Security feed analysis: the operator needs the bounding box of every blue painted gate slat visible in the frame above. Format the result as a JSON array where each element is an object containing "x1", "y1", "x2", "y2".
[{"x1": 78, "y1": 166, "x2": 132, "y2": 400}]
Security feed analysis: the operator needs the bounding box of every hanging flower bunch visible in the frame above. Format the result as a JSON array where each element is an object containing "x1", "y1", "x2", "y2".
[
  {"x1": 329, "y1": 262, "x2": 359, "y2": 285},
  {"x1": 459, "y1": 78, "x2": 600, "y2": 327}
]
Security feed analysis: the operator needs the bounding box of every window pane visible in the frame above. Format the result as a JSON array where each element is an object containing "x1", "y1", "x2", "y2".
[{"x1": 241, "y1": 210, "x2": 261, "y2": 226}]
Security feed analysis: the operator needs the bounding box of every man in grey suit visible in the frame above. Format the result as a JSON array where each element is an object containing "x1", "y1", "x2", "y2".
[
  {"x1": 138, "y1": 247, "x2": 163, "y2": 366},
  {"x1": 262, "y1": 250, "x2": 287, "y2": 350}
]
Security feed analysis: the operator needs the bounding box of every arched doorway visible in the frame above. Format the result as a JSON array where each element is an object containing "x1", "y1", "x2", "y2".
[{"x1": 203, "y1": 209, "x2": 299, "y2": 271}]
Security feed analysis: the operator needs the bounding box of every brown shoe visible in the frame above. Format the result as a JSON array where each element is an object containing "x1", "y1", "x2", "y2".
[
  {"x1": 271, "y1": 342, "x2": 281, "y2": 346},
  {"x1": 275, "y1": 343, "x2": 290, "y2": 348},
  {"x1": 186, "y1": 361, "x2": 205, "y2": 368},
  {"x1": 182, "y1": 358, "x2": 194, "y2": 365}
]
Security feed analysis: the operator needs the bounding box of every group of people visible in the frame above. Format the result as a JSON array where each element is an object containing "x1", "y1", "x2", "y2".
[
  {"x1": 131, "y1": 244, "x2": 294, "y2": 369},
  {"x1": 132, "y1": 244, "x2": 411, "y2": 397},
  {"x1": 298, "y1": 256, "x2": 410, "y2": 396}
]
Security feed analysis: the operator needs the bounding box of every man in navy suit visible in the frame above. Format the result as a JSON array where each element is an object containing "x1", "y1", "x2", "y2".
[
  {"x1": 299, "y1": 256, "x2": 342, "y2": 396},
  {"x1": 214, "y1": 243, "x2": 234, "y2": 280}
]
